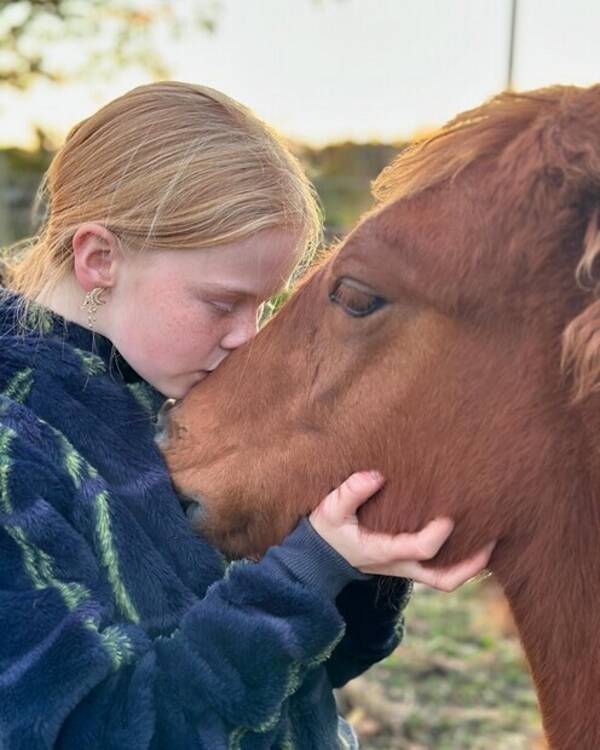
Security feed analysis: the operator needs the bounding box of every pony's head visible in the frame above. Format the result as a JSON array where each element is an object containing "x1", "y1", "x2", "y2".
[{"x1": 162, "y1": 85, "x2": 600, "y2": 561}]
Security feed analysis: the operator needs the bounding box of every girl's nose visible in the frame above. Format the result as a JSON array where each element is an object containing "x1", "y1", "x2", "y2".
[{"x1": 220, "y1": 310, "x2": 259, "y2": 350}]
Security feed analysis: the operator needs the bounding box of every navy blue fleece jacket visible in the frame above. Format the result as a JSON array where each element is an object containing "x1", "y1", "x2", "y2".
[{"x1": 0, "y1": 292, "x2": 411, "y2": 749}]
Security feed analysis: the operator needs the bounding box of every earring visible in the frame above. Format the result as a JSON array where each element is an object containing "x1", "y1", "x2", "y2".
[{"x1": 81, "y1": 287, "x2": 107, "y2": 329}]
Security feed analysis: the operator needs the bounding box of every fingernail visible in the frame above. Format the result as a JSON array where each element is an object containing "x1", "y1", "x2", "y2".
[{"x1": 368, "y1": 470, "x2": 384, "y2": 482}]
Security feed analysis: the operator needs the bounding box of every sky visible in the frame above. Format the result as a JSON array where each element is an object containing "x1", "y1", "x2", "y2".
[{"x1": 1, "y1": 0, "x2": 599, "y2": 149}]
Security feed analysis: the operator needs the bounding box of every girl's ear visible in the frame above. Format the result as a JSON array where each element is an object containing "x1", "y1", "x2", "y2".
[{"x1": 72, "y1": 223, "x2": 122, "y2": 292}]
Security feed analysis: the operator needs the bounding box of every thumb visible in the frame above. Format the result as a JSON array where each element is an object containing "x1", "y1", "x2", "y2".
[{"x1": 323, "y1": 471, "x2": 385, "y2": 523}]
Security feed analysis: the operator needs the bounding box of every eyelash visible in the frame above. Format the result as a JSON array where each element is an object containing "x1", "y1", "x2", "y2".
[
  {"x1": 329, "y1": 279, "x2": 387, "y2": 317},
  {"x1": 206, "y1": 299, "x2": 266, "y2": 320},
  {"x1": 208, "y1": 300, "x2": 235, "y2": 315}
]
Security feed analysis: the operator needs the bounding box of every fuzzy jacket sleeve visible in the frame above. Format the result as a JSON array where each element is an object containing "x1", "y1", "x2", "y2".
[
  {"x1": 0, "y1": 413, "x2": 364, "y2": 749},
  {"x1": 297, "y1": 520, "x2": 413, "y2": 688},
  {"x1": 325, "y1": 576, "x2": 413, "y2": 688}
]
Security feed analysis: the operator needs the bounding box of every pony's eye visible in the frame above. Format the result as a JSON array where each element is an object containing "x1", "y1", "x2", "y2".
[{"x1": 329, "y1": 278, "x2": 387, "y2": 317}]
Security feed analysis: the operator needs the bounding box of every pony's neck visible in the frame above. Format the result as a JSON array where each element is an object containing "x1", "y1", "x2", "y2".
[{"x1": 498, "y1": 475, "x2": 600, "y2": 749}]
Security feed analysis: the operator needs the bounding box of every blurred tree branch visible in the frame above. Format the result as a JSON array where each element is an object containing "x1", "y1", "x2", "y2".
[{"x1": 0, "y1": 0, "x2": 221, "y2": 89}]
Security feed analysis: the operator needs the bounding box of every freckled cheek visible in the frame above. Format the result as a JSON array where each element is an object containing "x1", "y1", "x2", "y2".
[
  {"x1": 122, "y1": 304, "x2": 183, "y2": 361},
  {"x1": 146, "y1": 314, "x2": 222, "y2": 369}
]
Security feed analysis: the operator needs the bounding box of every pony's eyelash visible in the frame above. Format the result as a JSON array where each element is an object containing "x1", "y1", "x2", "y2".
[{"x1": 329, "y1": 278, "x2": 387, "y2": 317}]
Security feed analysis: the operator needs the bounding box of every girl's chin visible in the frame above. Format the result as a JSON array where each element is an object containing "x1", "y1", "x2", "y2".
[{"x1": 158, "y1": 371, "x2": 212, "y2": 400}]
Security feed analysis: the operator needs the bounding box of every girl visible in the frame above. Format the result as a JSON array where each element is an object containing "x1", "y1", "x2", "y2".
[{"x1": 0, "y1": 81, "x2": 492, "y2": 749}]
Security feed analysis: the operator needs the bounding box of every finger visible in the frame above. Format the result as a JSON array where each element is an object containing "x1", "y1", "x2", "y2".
[
  {"x1": 409, "y1": 541, "x2": 496, "y2": 592},
  {"x1": 323, "y1": 471, "x2": 385, "y2": 522},
  {"x1": 373, "y1": 517, "x2": 455, "y2": 562}
]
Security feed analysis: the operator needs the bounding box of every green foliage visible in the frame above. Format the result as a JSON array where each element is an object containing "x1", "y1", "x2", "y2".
[
  {"x1": 259, "y1": 289, "x2": 292, "y2": 328},
  {"x1": 0, "y1": 0, "x2": 220, "y2": 89},
  {"x1": 1, "y1": 142, "x2": 51, "y2": 173},
  {"x1": 297, "y1": 141, "x2": 406, "y2": 236},
  {"x1": 0, "y1": 145, "x2": 51, "y2": 244},
  {"x1": 354, "y1": 582, "x2": 541, "y2": 749}
]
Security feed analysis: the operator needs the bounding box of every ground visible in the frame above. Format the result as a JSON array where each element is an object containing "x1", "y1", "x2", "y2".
[{"x1": 342, "y1": 579, "x2": 543, "y2": 750}]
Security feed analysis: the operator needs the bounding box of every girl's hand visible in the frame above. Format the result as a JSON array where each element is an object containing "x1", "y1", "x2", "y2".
[{"x1": 309, "y1": 471, "x2": 495, "y2": 592}]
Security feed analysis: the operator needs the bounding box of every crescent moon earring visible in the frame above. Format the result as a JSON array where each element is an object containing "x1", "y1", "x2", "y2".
[{"x1": 81, "y1": 287, "x2": 107, "y2": 329}]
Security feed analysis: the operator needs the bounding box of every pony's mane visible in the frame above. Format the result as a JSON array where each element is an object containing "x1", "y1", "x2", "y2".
[
  {"x1": 372, "y1": 86, "x2": 570, "y2": 205},
  {"x1": 372, "y1": 84, "x2": 600, "y2": 404}
]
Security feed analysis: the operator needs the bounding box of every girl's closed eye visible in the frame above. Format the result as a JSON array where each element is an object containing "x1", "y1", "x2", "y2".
[{"x1": 207, "y1": 299, "x2": 236, "y2": 315}]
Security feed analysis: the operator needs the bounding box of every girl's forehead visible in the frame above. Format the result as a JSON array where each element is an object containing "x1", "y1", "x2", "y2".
[{"x1": 141, "y1": 228, "x2": 302, "y2": 293}]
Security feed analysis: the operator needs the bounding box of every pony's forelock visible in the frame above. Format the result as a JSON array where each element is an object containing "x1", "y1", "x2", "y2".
[
  {"x1": 371, "y1": 87, "x2": 566, "y2": 205},
  {"x1": 372, "y1": 85, "x2": 600, "y2": 404},
  {"x1": 563, "y1": 208, "x2": 600, "y2": 403}
]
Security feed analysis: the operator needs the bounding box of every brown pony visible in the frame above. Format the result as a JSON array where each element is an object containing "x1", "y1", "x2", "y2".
[{"x1": 162, "y1": 84, "x2": 600, "y2": 749}]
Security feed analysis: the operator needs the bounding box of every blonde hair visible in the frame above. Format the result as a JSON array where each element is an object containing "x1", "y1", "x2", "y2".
[{"x1": 2, "y1": 80, "x2": 322, "y2": 307}]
